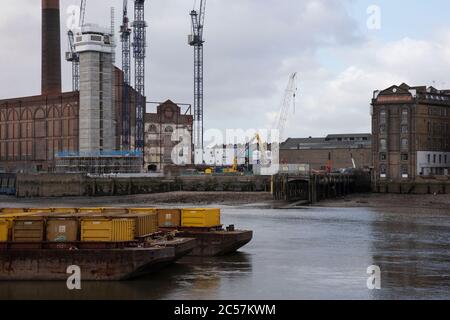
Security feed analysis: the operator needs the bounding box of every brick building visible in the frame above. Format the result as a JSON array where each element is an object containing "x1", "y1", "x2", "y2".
[
  {"x1": 371, "y1": 83, "x2": 450, "y2": 183},
  {"x1": 144, "y1": 100, "x2": 193, "y2": 172},
  {"x1": 280, "y1": 134, "x2": 372, "y2": 171}
]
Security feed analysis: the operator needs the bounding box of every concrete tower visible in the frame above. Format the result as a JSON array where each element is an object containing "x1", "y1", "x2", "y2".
[
  {"x1": 75, "y1": 24, "x2": 116, "y2": 153},
  {"x1": 42, "y1": 0, "x2": 62, "y2": 95}
]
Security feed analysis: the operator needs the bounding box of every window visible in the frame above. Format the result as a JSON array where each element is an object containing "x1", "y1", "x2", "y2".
[
  {"x1": 380, "y1": 110, "x2": 386, "y2": 125},
  {"x1": 165, "y1": 126, "x2": 174, "y2": 133},
  {"x1": 401, "y1": 125, "x2": 408, "y2": 134},
  {"x1": 434, "y1": 154, "x2": 437, "y2": 164},
  {"x1": 401, "y1": 138, "x2": 409, "y2": 151},
  {"x1": 380, "y1": 125, "x2": 386, "y2": 134},
  {"x1": 380, "y1": 165, "x2": 387, "y2": 177},
  {"x1": 401, "y1": 153, "x2": 409, "y2": 161},
  {"x1": 149, "y1": 125, "x2": 157, "y2": 133},
  {"x1": 428, "y1": 154, "x2": 431, "y2": 163},
  {"x1": 439, "y1": 155, "x2": 442, "y2": 164},
  {"x1": 401, "y1": 165, "x2": 409, "y2": 177},
  {"x1": 401, "y1": 109, "x2": 408, "y2": 124},
  {"x1": 380, "y1": 139, "x2": 387, "y2": 151},
  {"x1": 380, "y1": 153, "x2": 387, "y2": 161},
  {"x1": 445, "y1": 155, "x2": 448, "y2": 164}
]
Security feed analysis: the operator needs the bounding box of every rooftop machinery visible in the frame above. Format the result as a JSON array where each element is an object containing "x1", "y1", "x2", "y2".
[
  {"x1": 120, "y1": 0, "x2": 132, "y2": 150},
  {"x1": 189, "y1": 0, "x2": 207, "y2": 155},
  {"x1": 132, "y1": 0, "x2": 147, "y2": 151},
  {"x1": 66, "y1": 0, "x2": 86, "y2": 91}
]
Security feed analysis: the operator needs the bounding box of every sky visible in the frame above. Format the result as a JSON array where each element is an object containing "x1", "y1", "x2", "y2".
[{"x1": 2, "y1": 0, "x2": 450, "y2": 141}]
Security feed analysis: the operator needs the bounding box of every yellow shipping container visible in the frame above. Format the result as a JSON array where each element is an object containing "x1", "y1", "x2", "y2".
[
  {"x1": 51, "y1": 208, "x2": 78, "y2": 214},
  {"x1": 27, "y1": 208, "x2": 53, "y2": 213},
  {"x1": 128, "y1": 208, "x2": 157, "y2": 214},
  {"x1": 1, "y1": 208, "x2": 28, "y2": 214},
  {"x1": 81, "y1": 218, "x2": 135, "y2": 242},
  {"x1": 118, "y1": 213, "x2": 158, "y2": 237},
  {"x1": 0, "y1": 220, "x2": 8, "y2": 241},
  {"x1": 181, "y1": 208, "x2": 221, "y2": 228},
  {"x1": 102, "y1": 208, "x2": 128, "y2": 214},
  {"x1": 78, "y1": 208, "x2": 103, "y2": 214}
]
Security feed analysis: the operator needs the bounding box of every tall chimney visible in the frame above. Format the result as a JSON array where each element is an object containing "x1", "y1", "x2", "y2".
[{"x1": 42, "y1": 0, "x2": 62, "y2": 96}]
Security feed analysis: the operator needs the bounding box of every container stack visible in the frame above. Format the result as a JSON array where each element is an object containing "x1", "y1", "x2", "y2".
[{"x1": 0, "y1": 207, "x2": 222, "y2": 245}]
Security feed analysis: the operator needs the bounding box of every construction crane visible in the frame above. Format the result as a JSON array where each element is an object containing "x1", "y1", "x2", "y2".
[
  {"x1": 133, "y1": 0, "x2": 147, "y2": 152},
  {"x1": 120, "y1": 0, "x2": 131, "y2": 150},
  {"x1": 66, "y1": 0, "x2": 86, "y2": 92},
  {"x1": 276, "y1": 73, "x2": 298, "y2": 143},
  {"x1": 189, "y1": 0, "x2": 207, "y2": 154}
]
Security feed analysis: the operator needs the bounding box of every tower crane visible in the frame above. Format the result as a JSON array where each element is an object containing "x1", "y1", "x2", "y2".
[
  {"x1": 189, "y1": 0, "x2": 207, "y2": 155},
  {"x1": 133, "y1": 0, "x2": 147, "y2": 152},
  {"x1": 66, "y1": 0, "x2": 86, "y2": 92},
  {"x1": 120, "y1": 0, "x2": 131, "y2": 150}
]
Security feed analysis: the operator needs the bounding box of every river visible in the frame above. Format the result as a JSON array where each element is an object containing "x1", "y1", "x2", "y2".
[{"x1": 0, "y1": 206, "x2": 449, "y2": 300}]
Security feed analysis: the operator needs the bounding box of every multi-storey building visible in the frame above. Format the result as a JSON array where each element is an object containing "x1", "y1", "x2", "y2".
[
  {"x1": 372, "y1": 83, "x2": 450, "y2": 183},
  {"x1": 144, "y1": 100, "x2": 193, "y2": 172}
]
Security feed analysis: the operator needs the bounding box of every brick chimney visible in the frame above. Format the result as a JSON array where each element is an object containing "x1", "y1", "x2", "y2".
[{"x1": 42, "y1": 0, "x2": 62, "y2": 96}]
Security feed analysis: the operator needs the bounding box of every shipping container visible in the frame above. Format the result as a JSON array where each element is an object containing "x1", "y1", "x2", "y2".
[
  {"x1": 157, "y1": 209, "x2": 181, "y2": 228},
  {"x1": 46, "y1": 219, "x2": 78, "y2": 242},
  {"x1": 81, "y1": 218, "x2": 135, "y2": 242},
  {"x1": 51, "y1": 208, "x2": 78, "y2": 214},
  {"x1": 0, "y1": 220, "x2": 8, "y2": 241},
  {"x1": 12, "y1": 218, "x2": 45, "y2": 242},
  {"x1": 27, "y1": 208, "x2": 53, "y2": 213},
  {"x1": 128, "y1": 208, "x2": 157, "y2": 215},
  {"x1": 102, "y1": 208, "x2": 128, "y2": 214},
  {"x1": 118, "y1": 213, "x2": 158, "y2": 237},
  {"x1": 111, "y1": 219, "x2": 135, "y2": 241},
  {"x1": 78, "y1": 208, "x2": 103, "y2": 214},
  {"x1": 181, "y1": 208, "x2": 221, "y2": 228},
  {"x1": 1, "y1": 208, "x2": 28, "y2": 214}
]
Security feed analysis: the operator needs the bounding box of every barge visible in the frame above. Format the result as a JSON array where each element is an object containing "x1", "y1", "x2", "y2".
[{"x1": 0, "y1": 238, "x2": 197, "y2": 281}]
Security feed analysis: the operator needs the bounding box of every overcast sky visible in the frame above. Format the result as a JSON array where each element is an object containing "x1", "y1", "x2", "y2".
[{"x1": 2, "y1": 0, "x2": 450, "y2": 140}]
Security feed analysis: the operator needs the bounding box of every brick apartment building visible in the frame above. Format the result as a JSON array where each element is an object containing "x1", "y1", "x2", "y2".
[{"x1": 372, "y1": 83, "x2": 450, "y2": 183}]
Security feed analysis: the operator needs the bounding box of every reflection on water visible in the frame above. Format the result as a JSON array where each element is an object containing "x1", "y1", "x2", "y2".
[{"x1": 0, "y1": 206, "x2": 449, "y2": 300}]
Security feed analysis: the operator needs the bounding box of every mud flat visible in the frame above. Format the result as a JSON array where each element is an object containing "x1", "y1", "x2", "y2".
[{"x1": 317, "y1": 193, "x2": 450, "y2": 211}]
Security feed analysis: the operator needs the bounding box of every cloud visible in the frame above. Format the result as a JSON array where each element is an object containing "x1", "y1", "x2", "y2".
[{"x1": 1, "y1": 0, "x2": 450, "y2": 143}]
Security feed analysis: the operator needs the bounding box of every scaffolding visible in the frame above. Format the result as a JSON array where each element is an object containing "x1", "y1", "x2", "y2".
[{"x1": 55, "y1": 151, "x2": 143, "y2": 174}]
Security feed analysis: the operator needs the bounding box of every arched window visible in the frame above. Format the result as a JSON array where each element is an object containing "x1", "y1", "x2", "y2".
[
  {"x1": 149, "y1": 125, "x2": 157, "y2": 133},
  {"x1": 165, "y1": 126, "x2": 174, "y2": 133},
  {"x1": 401, "y1": 109, "x2": 408, "y2": 124},
  {"x1": 401, "y1": 138, "x2": 409, "y2": 150},
  {"x1": 380, "y1": 139, "x2": 387, "y2": 151},
  {"x1": 380, "y1": 110, "x2": 386, "y2": 125}
]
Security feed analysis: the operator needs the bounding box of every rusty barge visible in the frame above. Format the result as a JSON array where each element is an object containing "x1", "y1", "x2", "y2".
[{"x1": 0, "y1": 238, "x2": 196, "y2": 281}]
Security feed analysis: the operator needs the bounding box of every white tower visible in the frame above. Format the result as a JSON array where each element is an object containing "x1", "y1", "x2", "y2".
[{"x1": 75, "y1": 24, "x2": 116, "y2": 153}]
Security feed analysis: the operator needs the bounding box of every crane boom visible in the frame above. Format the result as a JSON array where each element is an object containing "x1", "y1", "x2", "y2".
[
  {"x1": 66, "y1": 0, "x2": 87, "y2": 92},
  {"x1": 277, "y1": 73, "x2": 298, "y2": 142}
]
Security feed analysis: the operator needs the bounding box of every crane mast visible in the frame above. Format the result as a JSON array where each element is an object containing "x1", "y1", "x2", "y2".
[
  {"x1": 189, "y1": 0, "x2": 207, "y2": 155},
  {"x1": 120, "y1": 0, "x2": 131, "y2": 150},
  {"x1": 66, "y1": 0, "x2": 86, "y2": 92},
  {"x1": 133, "y1": 0, "x2": 147, "y2": 151}
]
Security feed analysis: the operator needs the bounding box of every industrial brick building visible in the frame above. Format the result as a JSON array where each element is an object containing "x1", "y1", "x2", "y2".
[
  {"x1": 372, "y1": 83, "x2": 450, "y2": 183},
  {"x1": 144, "y1": 100, "x2": 193, "y2": 172},
  {"x1": 0, "y1": 1, "x2": 176, "y2": 174},
  {"x1": 280, "y1": 134, "x2": 372, "y2": 172}
]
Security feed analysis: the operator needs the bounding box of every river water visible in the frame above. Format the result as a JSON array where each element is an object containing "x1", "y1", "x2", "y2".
[{"x1": 0, "y1": 206, "x2": 449, "y2": 300}]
